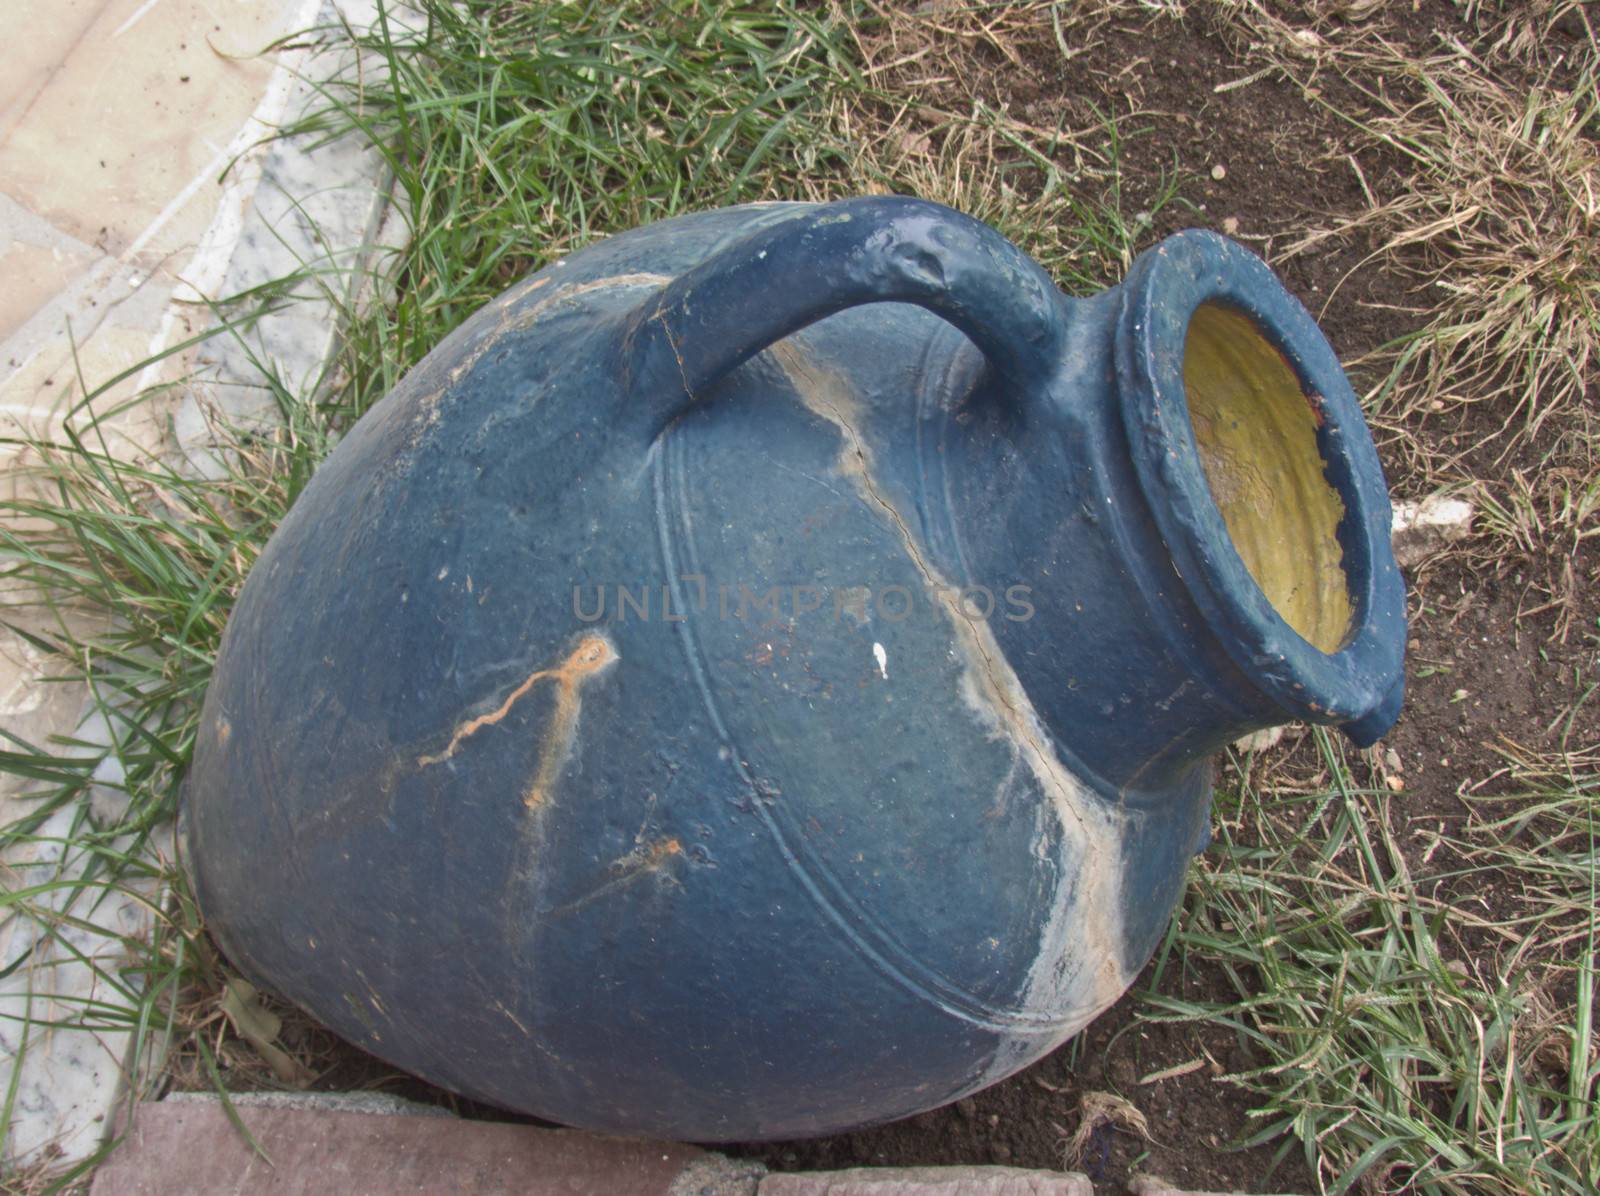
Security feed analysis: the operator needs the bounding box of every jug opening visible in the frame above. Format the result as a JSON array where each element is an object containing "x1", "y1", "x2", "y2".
[
  {"x1": 1116, "y1": 229, "x2": 1406, "y2": 734},
  {"x1": 1182, "y1": 303, "x2": 1353, "y2": 654}
]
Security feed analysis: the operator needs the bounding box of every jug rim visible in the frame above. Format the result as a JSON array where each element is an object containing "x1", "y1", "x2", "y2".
[{"x1": 1113, "y1": 230, "x2": 1406, "y2": 735}]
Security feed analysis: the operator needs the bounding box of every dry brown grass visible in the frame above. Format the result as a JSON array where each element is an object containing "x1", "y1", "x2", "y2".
[
  {"x1": 1210, "y1": 2, "x2": 1600, "y2": 495},
  {"x1": 0, "y1": 1161, "x2": 87, "y2": 1196},
  {"x1": 839, "y1": 1, "x2": 1600, "y2": 513},
  {"x1": 826, "y1": 1, "x2": 1191, "y2": 289}
]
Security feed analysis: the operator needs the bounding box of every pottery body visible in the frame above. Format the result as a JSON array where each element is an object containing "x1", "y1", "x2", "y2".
[{"x1": 185, "y1": 198, "x2": 1405, "y2": 1139}]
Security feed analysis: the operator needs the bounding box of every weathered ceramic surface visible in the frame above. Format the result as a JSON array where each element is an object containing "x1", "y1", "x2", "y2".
[{"x1": 186, "y1": 197, "x2": 1405, "y2": 1140}]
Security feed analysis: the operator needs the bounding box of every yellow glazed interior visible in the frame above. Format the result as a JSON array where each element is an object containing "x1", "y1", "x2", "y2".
[{"x1": 1183, "y1": 303, "x2": 1352, "y2": 653}]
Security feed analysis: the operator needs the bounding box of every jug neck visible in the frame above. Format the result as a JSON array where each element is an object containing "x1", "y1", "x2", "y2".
[{"x1": 945, "y1": 232, "x2": 1406, "y2": 797}]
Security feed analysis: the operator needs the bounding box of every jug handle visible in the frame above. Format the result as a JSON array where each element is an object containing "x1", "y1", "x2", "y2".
[{"x1": 622, "y1": 196, "x2": 1067, "y2": 436}]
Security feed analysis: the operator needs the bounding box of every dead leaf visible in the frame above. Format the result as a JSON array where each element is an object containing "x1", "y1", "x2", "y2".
[
  {"x1": 220, "y1": 977, "x2": 313, "y2": 1087},
  {"x1": 1064, "y1": 1090, "x2": 1151, "y2": 1165}
]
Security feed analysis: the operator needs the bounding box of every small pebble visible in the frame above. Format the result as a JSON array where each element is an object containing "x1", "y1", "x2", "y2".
[
  {"x1": 1211, "y1": 163, "x2": 1227, "y2": 180},
  {"x1": 1222, "y1": 216, "x2": 1239, "y2": 235}
]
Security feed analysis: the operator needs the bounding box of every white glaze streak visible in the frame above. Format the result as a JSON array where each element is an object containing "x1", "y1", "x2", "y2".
[{"x1": 768, "y1": 341, "x2": 1130, "y2": 1079}]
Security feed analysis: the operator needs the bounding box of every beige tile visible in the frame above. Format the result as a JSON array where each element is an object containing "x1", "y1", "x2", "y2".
[
  {"x1": 0, "y1": 627, "x2": 87, "y2": 805},
  {"x1": 0, "y1": 240, "x2": 99, "y2": 343},
  {"x1": 0, "y1": 0, "x2": 110, "y2": 144},
  {"x1": 0, "y1": 320, "x2": 177, "y2": 470},
  {"x1": 0, "y1": 0, "x2": 305, "y2": 264},
  {"x1": 0, "y1": 635, "x2": 51, "y2": 720}
]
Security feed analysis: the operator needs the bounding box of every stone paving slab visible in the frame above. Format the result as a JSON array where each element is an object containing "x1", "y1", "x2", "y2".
[
  {"x1": 759, "y1": 1165, "x2": 1094, "y2": 1195},
  {"x1": 1126, "y1": 1178, "x2": 1249, "y2": 1196},
  {"x1": 86, "y1": 1095, "x2": 1126, "y2": 1196},
  {"x1": 88, "y1": 1098, "x2": 729, "y2": 1196}
]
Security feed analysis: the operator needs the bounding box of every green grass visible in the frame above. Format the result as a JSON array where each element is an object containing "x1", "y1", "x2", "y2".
[
  {"x1": 1147, "y1": 728, "x2": 1598, "y2": 1194},
  {"x1": 0, "y1": 2, "x2": 1595, "y2": 1194},
  {"x1": 0, "y1": 342, "x2": 323, "y2": 1190},
  {"x1": 298, "y1": 0, "x2": 863, "y2": 409}
]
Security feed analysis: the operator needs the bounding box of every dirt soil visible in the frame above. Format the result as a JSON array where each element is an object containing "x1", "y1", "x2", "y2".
[{"x1": 177, "y1": 5, "x2": 1598, "y2": 1194}]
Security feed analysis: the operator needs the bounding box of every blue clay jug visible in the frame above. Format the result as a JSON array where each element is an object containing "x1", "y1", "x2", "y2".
[{"x1": 184, "y1": 196, "x2": 1405, "y2": 1140}]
